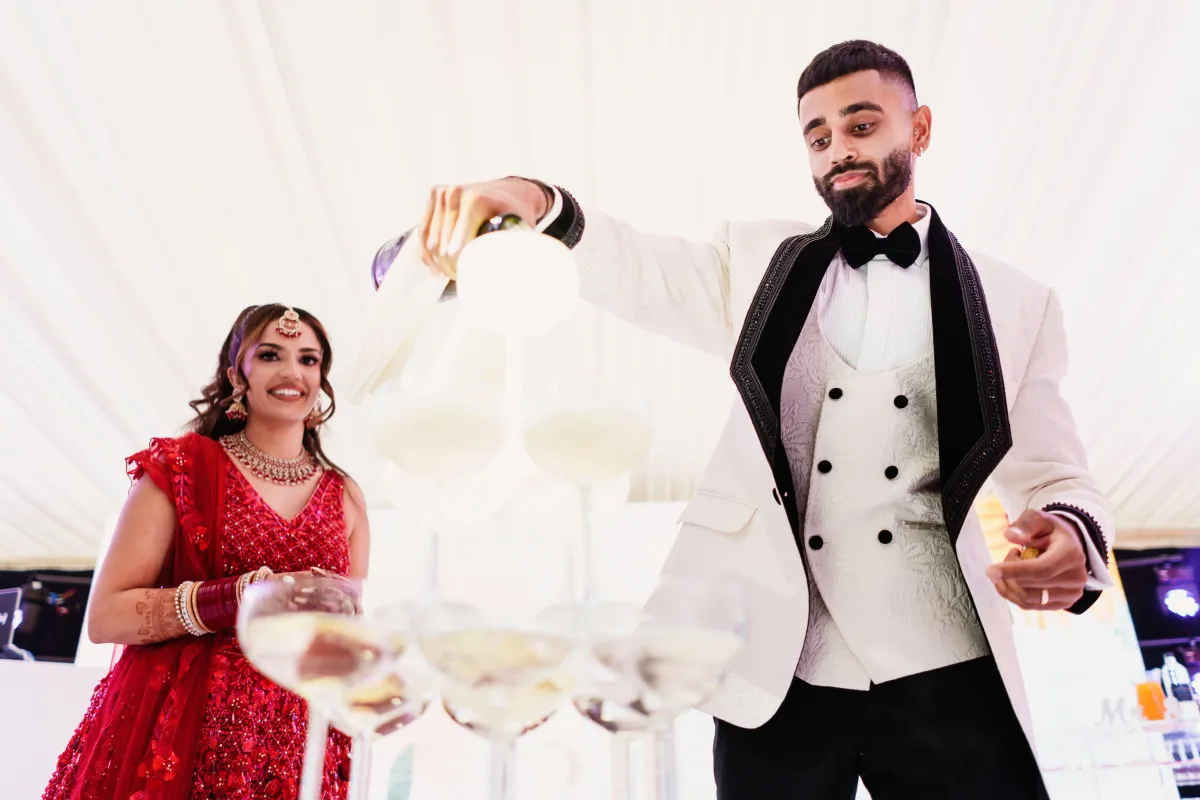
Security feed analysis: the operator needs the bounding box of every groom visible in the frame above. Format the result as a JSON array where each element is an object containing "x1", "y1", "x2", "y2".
[{"x1": 365, "y1": 40, "x2": 1113, "y2": 799}]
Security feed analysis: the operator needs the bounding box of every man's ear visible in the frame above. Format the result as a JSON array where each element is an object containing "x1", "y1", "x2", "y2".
[{"x1": 912, "y1": 105, "x2": 933, "y2": 155}]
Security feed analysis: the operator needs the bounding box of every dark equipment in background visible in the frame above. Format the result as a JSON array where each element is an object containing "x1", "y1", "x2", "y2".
[{"x1": 0, "y1": 570, "x2": 93, "y2": 662}]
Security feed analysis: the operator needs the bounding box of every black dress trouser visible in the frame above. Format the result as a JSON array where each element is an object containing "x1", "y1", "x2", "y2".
[{"x1": 713, "y1": 656, "x2": 1050, "y2": 799}]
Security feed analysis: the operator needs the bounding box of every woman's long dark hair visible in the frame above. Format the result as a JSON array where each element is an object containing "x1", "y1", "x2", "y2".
[{"x1": 187, "y1": 304, "x2": 346, "y2": 476}]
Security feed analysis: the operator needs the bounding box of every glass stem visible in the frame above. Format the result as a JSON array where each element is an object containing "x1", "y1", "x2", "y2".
[
  {"x1": 579, "y1": 484, "x2": 596, "y2": 605},
  {"x1": 612, "y1": 734, "x2": 637, "y2": 800},
  {"x1": 348, "y1": 734, "x2": 373, "y2": 800},
  {"x1": 299, "y1": 705, "x2": 329, "y2": 800},
  {"x1": 650, "y1": 724, "x2": 678, "y2": 800},
  {"x1": 427, "y1": 522, "x2": 440, "y2": 600},
  {"x1": 489, "y1": 735, "x2": 518, "y2": 800},
  {"x1": 427, "y1": 480, "x2": 443, "y2": 600},
  {"x1": 504, "y1": 333, "x2": 524, "y2": 426}
]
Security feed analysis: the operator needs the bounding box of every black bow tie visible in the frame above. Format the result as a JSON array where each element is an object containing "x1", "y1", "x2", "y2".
[{"x1": 840, "y1": 222, "x2": 921, "y2": 269}]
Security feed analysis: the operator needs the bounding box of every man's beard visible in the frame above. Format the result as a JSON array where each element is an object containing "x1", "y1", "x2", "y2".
[{"x1": 813, "y1": 145, "x2": 913, "y2": 227}]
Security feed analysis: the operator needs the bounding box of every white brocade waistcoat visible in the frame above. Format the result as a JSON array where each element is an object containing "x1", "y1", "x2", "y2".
[{"x1": 781, "y1": 313, "x2": 990, "y2": 690}]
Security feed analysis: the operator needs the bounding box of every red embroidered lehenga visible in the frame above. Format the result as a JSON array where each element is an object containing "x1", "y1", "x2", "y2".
[{"x1": 43, "y1": 433, "x2": 352, "y2": 800}]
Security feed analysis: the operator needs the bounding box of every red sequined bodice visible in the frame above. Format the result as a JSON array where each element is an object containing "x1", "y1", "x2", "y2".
[
  {"x1": 188, "y1": 463, "x2": 352, "y2": 799},
  {"x1": 221, "y1": 463, "x2": 349, "y2": 577}
]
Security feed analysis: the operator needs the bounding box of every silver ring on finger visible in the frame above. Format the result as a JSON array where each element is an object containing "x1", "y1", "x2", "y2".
[{"x1": 1040, "y1": 588, "x2": 1049, "y2": 606}]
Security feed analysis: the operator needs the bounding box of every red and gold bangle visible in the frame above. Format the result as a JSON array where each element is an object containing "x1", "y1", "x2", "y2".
[
  {"x1": 195, "y1": 576, "x2": 240, "y2": 631},
  {"x1": 231, "y1": 566, "x2": 273, "y2": 608}
]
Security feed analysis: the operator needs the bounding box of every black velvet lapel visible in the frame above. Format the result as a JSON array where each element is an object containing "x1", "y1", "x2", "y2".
[
  {"x1": 729, "y1": 220, "x2": 839, "y2": 461},
  {"x1": 729, "y1": 219, "x2": 839, "y2": 535},
  {"x1": 926, "y1": 205, "x2": 1013, "y2": 542},
  {"x1": 729, "y1": 205, "x2": 1012, "y2": 545}
]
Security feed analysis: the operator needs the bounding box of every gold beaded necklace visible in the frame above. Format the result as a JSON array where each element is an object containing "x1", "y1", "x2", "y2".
[{"x1": 220, "y1": 431, "x2": 319, "y2": 486}]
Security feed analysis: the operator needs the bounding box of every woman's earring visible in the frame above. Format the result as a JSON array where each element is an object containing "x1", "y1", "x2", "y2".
[
  {"x1": 305, "y1": 401, "x2": 324, "y2": 429},
  {"x1": 226, "y1": 388, "x2": 248, "y2": 422}
]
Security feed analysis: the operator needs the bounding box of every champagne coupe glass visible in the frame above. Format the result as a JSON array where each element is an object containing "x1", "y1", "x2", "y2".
[
  {"x1": 373, "y1": 379, "x2": 508, "y2": 599},
  {"x1": 415, "y1": 596, "x2": 581, "y2": 800},
  {"x1": 238, "y1": 575, "x2": 375, "y2": 800},
  {"x1": 518, "y1": 327, "x2": 653, "y2": 796},
  {"x1": 519, "y1": 356, "x2": 653, "y2": 605},
  {"x1": 571, "y1": 574, "x2": 747, "y2": 800},
  {"x1": 328, "y1": 599, "x2": 434, "y2": 800}
]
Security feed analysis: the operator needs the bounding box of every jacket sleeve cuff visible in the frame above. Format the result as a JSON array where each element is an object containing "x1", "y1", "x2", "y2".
[
  {"x1": 1043, "y1": 503, "x2": 1113, "y2": 614},
  {"x1": 534, "y1": 184, "x2": 585, "y2": 249}
]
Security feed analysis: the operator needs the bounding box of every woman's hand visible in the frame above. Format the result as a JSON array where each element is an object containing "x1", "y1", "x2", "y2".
[{"x1": 264, "y1": 568, "x2": 360, "y2": 614}]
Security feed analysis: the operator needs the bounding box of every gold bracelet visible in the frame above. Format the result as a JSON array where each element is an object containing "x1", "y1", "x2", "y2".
[
  {"x1": 235, "y1": 571, "x2": 252, "y2": 604},
  {"x1": 174, "y1": 582, "x2": 189, "y2": 633},
  {"x1": 175, "y1": 581, "x2": 204, "y2": 637}
]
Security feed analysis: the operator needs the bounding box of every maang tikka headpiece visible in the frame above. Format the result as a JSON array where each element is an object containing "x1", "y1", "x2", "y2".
[{"x1": 277, "y1": 306, "x2": 302, "y2": 339}]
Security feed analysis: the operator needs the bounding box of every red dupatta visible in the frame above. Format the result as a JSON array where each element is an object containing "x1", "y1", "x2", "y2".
[{"x1": 44, "y1": 433, "x2": 230, "y2": 800}]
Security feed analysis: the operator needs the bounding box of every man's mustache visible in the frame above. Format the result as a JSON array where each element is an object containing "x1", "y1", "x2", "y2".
[{"x1": 823, "y1": 162, "x2": 879, "y2": 186}]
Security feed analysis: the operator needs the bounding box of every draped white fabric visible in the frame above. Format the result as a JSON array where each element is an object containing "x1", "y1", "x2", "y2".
[{"x1": 1, "y1": 0, "x2": 1198, "y2": 568}]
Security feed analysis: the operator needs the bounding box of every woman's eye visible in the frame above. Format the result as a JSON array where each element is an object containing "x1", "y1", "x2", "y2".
[{"x1": 301, "y1": 356, "x2": 321, "y2": 366}]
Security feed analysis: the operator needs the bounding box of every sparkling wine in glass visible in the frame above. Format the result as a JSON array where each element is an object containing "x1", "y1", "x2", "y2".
[
  {"x1": 416, "y1": 601, "x2": 579, "y2": 800},
  {"x1": 327, "y1": 601, "x2": 432, "y2": 800},
  {"x1": 571, "y1": 575, "x2": 747, "y2": 800},
  {"x1": 238, "y1": 575, "x2": 373, "y2": 800}
]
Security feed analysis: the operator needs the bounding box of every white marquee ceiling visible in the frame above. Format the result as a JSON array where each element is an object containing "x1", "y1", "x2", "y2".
[{"x1": 1, "y1": 0, "x2": 1198, "y2": 568}]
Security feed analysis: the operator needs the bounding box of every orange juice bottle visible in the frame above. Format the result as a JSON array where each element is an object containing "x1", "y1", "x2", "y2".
[{"x1": 1137, "y1": 680, "x2": 1168, "y2": 721}]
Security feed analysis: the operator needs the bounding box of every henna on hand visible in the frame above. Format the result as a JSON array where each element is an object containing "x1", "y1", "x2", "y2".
[{"x1": 134, "y1": 588, "x2": 188, "y2": 644}]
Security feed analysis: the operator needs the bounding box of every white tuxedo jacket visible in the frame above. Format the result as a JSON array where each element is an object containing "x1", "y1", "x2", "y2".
[{"x1": 360, "y1": 189, "x2": 1115, "y2": 746}]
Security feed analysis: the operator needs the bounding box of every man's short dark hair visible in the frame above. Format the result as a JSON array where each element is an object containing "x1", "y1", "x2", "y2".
[{"x1": 796, "y1": 40, "x2": 917, "y2": 109}]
